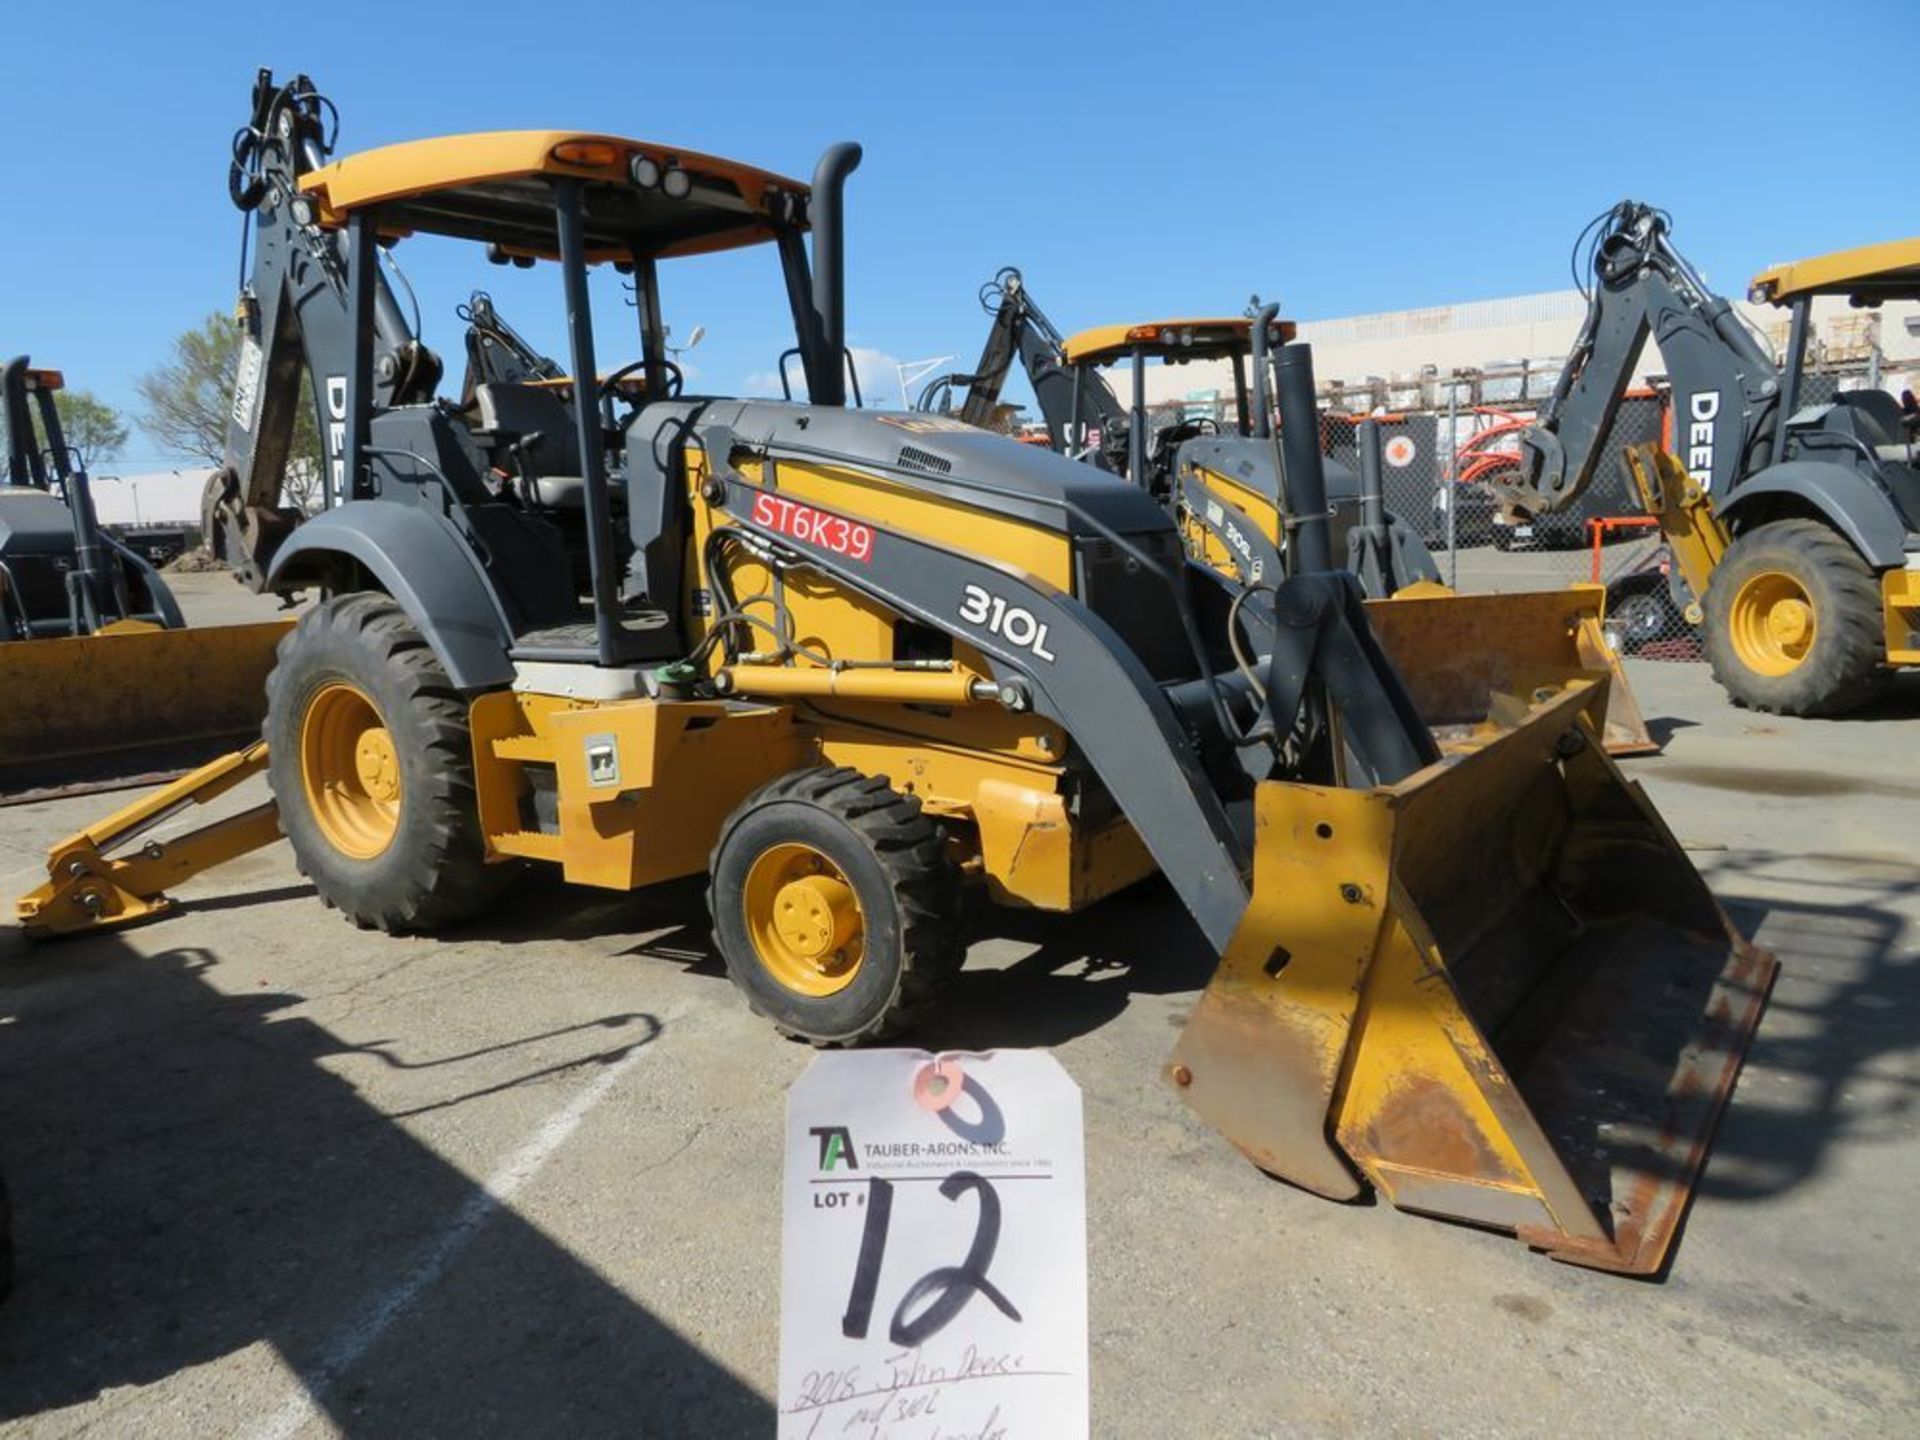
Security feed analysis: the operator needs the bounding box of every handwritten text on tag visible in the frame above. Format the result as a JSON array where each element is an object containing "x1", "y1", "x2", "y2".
[{"x1": 779, "y1": 1049, "x2": 1087, "y2": 1438}]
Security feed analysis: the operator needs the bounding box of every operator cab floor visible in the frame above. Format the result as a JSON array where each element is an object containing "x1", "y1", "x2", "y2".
[{"x1": 509, "y1": 607, "x2": 681, "y2": 664}]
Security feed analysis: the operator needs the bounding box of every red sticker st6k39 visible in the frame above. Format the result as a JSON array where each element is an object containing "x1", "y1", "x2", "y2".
[{"x1": 751, "y1": 493, "x2": 874, "y2": 564}]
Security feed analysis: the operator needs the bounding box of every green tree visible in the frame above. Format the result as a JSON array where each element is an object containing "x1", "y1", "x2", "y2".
[
  {"x1": 52, "y1": 389, "x2": 129, "y2": 468},
  {"x1": 135, "y1": 314, "x2": 325, "y2": 512}
]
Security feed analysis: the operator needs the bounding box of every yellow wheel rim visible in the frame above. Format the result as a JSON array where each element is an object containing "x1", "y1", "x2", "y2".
[
  {"x1": 742, "y1": 842, "x2": 866, "y2": 997},
  {"x1": 300, "y1": 681, "x2": 402, "y2": 859},
  {"x1": 1730, "y1": 570, "x2": 1817, "y2": 676}
]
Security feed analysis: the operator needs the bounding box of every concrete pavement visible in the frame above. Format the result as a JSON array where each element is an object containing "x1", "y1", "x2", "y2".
[{"x1": 1, "y1": 645, "x2": 1914, "y2": 1437}]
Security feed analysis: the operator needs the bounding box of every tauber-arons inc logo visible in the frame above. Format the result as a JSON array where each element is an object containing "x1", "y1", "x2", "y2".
[{"x1": 810, "y1": 1125, "x2": 858, "y2": 1172}]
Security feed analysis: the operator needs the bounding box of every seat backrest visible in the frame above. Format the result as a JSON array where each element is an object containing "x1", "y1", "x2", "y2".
[
  {"x1": 1834, "y1": 388, "x2": 1905, "y2": 447},
  {"x1": 472, "y1": 382, "x2": 582, "y2": 475},
  {"x1": 368, "y1": 405, "x2": 496, "y2": 508},
  {"x1": 622, "y1": 398, "x2": 709, "y2": 606}
]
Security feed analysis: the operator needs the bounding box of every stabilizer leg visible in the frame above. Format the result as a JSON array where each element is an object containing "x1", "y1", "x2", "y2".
[{"x1": 16, "y1": 743, "x2": 281, "y2": 937}]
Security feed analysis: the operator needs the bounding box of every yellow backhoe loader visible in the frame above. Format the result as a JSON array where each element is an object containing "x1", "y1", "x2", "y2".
[
  {"x1": 919, "y1": 274, "x2": 1657, "y2": 755},
  {"x1": 1504, "y1": 203, "x2": 1920, "y2": 715},
  {"x1": 18, "y1": 73, "x2": 1773, "y2": 1275},
  {"x1": 0, "y1": 357, "x2": 289, "y2": 799}
]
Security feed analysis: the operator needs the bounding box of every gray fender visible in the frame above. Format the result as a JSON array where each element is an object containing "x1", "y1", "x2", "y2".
[
  {"x1": 1720, "y1": 461, "x2": 1908, "y2": 569},
  {"x1": 267, "y1": 501, "x2": 517, "y2": 691}
]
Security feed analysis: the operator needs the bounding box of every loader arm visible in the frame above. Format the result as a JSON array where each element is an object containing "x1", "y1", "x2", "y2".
[
  {"x1": 1502, "y1": 201, "x2": 1780, "y2": 518},
  {"x1": 1624, "y1": 442, "x2": 1731, "y2": 612},
  {"x1": 206, "y1": 70, "x2": 441, "y2": 590}
]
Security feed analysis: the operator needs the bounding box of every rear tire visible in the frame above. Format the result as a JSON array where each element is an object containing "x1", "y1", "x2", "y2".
[
  {"x1": 708, "y1": 767, "x2": 962, "y2": 1045},
  {"x1": 1, "y1": 1170, "x2": 12, "y2": 1305},
  {"x1": 1702, "y1": 519, "x2": 1886, "y2": 716},
  {"x1": 265, "y1": 594, "x2": 504, "y2": 931}
]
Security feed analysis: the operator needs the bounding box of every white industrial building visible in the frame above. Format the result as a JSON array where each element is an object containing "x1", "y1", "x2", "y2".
[
  {"x1": 85, "y1": 467, "x2": 214, "y2": 528},
  {"x1": 1114, "y1": 289, "x2": 1920, "y2": 414}
]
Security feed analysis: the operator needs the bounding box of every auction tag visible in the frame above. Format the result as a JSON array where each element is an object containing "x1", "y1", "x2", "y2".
[{"x1": 779, "y1": 1049, "x2": 1088, "y2": 1438}]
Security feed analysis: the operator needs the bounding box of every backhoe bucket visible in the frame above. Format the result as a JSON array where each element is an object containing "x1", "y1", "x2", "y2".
[
  {"x1": 1366, "y1": 585, "x2": 1656, "y2": 756},
  {"x1": 0, "y1": 620, "x2": 292, "y2": 801},
  {"x1": 1170, "y1": 681, "x2": 1773, "y2": 1275}
]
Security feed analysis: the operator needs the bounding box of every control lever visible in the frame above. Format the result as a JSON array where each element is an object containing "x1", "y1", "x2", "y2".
[{"x1": 509, "y1": 430, "x2": 545, "y2": 504}]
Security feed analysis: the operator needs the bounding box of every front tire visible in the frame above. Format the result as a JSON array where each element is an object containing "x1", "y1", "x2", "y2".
[
  {"x1": 1607, "y1": 590, "x2": 1670, "y2": 655},
  {"x1": 265, "y1": 593, "x2": 504, "y2": 931},
  {"x1": 708, "y1": 767, "x2": 962, "y2": 1044},
  {"x1": 1702, "y1": 518, "x2": 1886, "y2": 716}
]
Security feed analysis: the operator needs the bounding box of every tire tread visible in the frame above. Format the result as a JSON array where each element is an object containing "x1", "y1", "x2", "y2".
[
  {"x1": 266, "y1": 594, "x2": 504, "y2": 933},
  {"x1": 1703, "y1": 518, "x2": 1886, "y2": 717},
  {"x1": 707, "y1": 765, "x2": 963, "y2": 1046}
]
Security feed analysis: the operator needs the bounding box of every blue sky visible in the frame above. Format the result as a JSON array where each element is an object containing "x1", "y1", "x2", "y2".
[{"x1": 2, "y1": 0, "x2": 1909, "y2": 467}]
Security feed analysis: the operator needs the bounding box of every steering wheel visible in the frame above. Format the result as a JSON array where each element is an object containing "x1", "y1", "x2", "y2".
[
  {"x1": 597, "y1": 357, "x2": 683, "y2": 402},
  {"x1": 1151, "y1": 419, "x2": 1207, "y2": 458}
]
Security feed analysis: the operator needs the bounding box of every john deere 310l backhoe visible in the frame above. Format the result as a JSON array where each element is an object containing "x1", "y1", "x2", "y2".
[
  {"x1": 1502, "y1": 200, "x2": 1920, "y2": 715},
  {"x1": 923, "y1": 270, "x2": 1657, "y2": 756},
  {"x1": 20, "y1": 72, "x2": 1773, "y2": 1275}
]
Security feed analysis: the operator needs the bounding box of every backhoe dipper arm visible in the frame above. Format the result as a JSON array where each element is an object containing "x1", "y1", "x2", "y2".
[
  {"x1": 205, "y1": 70, "x2": 440, "y2": 591},
  {"x1": 1504, "y1": 201, "x2": 1780, "y2": 517}
]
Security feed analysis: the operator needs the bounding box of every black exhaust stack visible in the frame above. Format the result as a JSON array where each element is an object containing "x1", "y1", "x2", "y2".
[
  {"x1": 1350, "y1": 418, "x2": 1397, "y2": 597},
  {"x1": 1247, "y1": 300, "x2": 1278, "y2": 440},
  {"x1": 3, "y1": 356, "x2": 43, "y2": 487},
  {"x1": 1273, "y1": 342, "x2": 1333, "y2": 574},
  {"x1": 1355, "y1": 419, "x2": 1389, "y2": 541},
  {"x1": 807, "y1": 142, "x2": 862, "y2": 408}
]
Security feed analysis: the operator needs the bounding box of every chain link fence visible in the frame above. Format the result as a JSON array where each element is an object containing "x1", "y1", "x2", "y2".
[
  {"x1": 1420, "y1": 383, "x2": 1695, "y2": 660},
  {"x1": 1321, "y1": 362, "x2": 1894, "y2": 661}
]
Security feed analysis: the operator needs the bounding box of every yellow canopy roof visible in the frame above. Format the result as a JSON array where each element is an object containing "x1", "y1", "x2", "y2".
[
  {"x1": 1062, "y1": 316, "x2": 1297, "y2": 365},
  {"x1": 1748, "y1": 237, "x2": 1920, "y2": 306},
  {"x1": 298, "y1": 130, "x2": 807, "y2": 260}
]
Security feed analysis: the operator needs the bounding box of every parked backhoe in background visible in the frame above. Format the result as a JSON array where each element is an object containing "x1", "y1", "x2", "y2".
[
  {"x1": 924, "y1": 270, "x2": 1657, "y2": 755},
  {"x1": 1503, "y1": 201, "x2": 1920, "y2": 715},
  {"x1": 0, "y1": 357, "x2": 288, "y2": 798},
  {"x1": 18, "y1": 72, "x2": 1775, "y2": 1275}
]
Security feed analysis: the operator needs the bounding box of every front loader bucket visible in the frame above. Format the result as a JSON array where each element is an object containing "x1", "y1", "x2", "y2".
[
  {"x1": 1366, "y1": 584, "x2": 1657, "y2": 756},
  {"x1": 1169, "y1": 682, "x2": 1774, "y2": 1275},
  {"x1": 0, "y1": 620, "x2": 292, "y2": 801}
]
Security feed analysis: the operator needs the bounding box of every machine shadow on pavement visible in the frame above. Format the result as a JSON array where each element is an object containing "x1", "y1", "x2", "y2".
[
  {"x1": 1641, "y1": 715, "x2": 1701, "y2": 747},
  {"x1": 0, "y1": 931, "x2": 772, "y2": 1435},
  {"x1": 471, "y1": 867, "x2": 1215, "y2": 1056},
  {"x1": 614, "y1": 850, "x2": 1918, "y2": 1215},
  {"x1": 608, "y1": 874, "x2": 1215, "y2": 1054},
  {"x1": 1696, "y1": 862, "x2": 1920, "y2": 1203},
  {"x1": 935, "y1": 883, "x2": 1216, "y2": 1050}
]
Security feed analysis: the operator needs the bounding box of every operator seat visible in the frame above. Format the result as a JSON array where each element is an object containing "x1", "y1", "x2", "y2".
[
  {"x1": 621, "y1": 398, "x2": 705, "y2": 610},
  {"x1": 471, "y1": 382, "x2": 621, "y2": 509},
  {"x1": 1833, "y1": 389, "x2": 1916, "y2": 464}
]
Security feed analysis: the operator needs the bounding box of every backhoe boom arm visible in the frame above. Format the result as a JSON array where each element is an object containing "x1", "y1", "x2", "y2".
[
  {"x1": 1504, "y1": 202, "x2": 1779, "y2": 517},
  {"x1": 919, "y1": 269, "x2": 1125, "y2": 449},
  {"x1": 206, "y1": 70, "x2": 439, "y2": 590}
]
